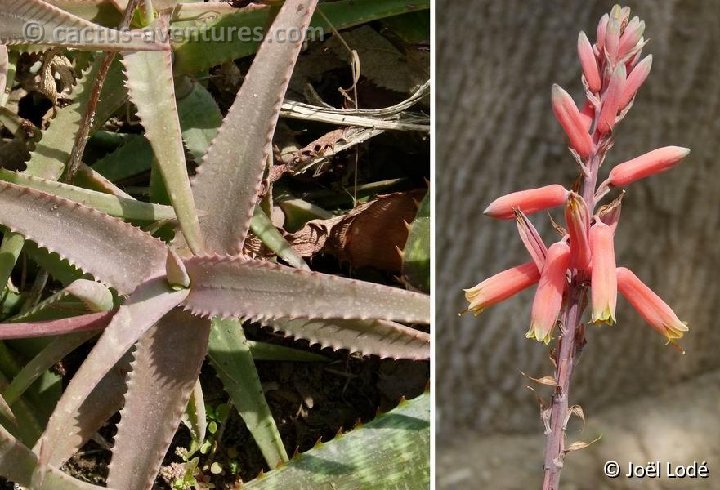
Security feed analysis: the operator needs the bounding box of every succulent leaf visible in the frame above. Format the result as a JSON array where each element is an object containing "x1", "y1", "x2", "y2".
[
  {"x1": 0, "y1": 311, "x2": 112, "y2": 339},
  {"x1": 172, "y1": 0, "x2": 431, "y2": 74},
  {"x1": 183, "y1": 256, "x2": 431, "y2": 324},
  {"x1": 0, "y1": 0, "x2": 166, "y2": 51},
  {"x1": 0, "y1": 422, "x2": 102, "y2": 489},
  {"x1": 39, "y1": 278, "x2": 188, "y2": 465},
  {"x1": 122, "y1": 45, "x2": 204, "y2": 253},
  {"x1": 0, "y1": 181, "x2": 168, "y2": 295},
  {"x1": 2, "y1": 331, "x2": 96, "y2": 406},
  {"x1": 192, "y1": 0, "x2": 319, "y2": 255},
  {"x1": 0, "y1": 169, "x2": 175, "y2": 222},
  {"x1": 208, "y1": 318, "x2": 288, "y2": 468},
  {"x1": 244, "y1": 392, "x2": 430, "y2": 489},
  {"x1": 108, "y1": 309, "x2": 210, "y2": 490},
  {"x1": 265, "y1": 318, "x2": 430, "y2": 360}
]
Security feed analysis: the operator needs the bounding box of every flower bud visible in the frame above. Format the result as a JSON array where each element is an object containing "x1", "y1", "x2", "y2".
[
  {"x1": 608, "y1": 146, "x2": 690, "y2": 187},
  {"x1": 464, "y1": 261, "x2": 540, "y2": 315},
  {"x1": 618, "y1": 55, "x2": 652, "y2": 109},
  {"x1": 597, "y1": 64, "x2": 626, "y2": 134},
  {"x1": 604, "y1": 16, "x2": 621, "y2": 62},
  {"x1": 596, "y1": 14, "x2": 609, "y2": 52},
  {"x1": 552, "y1": 84, "x2": 594, "y2": 159},
  {"x1": 590, "y1": 222, "x2": 617, "y2": 324},
  {"x1": 578, "y1": 31, "x2": 601, "y2": 92},
  {"x1": 579, "y1": 101, "x2": 595, "y2": 133},
  {"x1": 526, "y1": 241, "x2": 570, "y2": 344},
  {"x1": 565, "y1": 192, "x2": 591, "y2": 272},
  {"x1": 618, "y1": 17, "x2": 645, "y2": 58},
  {"x1": 484, "y1": 184, "x2": 570, "y2": 220},
  {"x1": 617, "y1": 267, "x2": 688, "y2": 341}
]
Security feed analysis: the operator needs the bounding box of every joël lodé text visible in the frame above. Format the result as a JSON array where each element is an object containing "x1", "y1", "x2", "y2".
[{"x1": 625, "y1": 461, "x2": 709, "y2": 479}]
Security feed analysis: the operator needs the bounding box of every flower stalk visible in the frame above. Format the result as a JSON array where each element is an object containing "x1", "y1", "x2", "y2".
[{"x1": 462, "y1": 5, "x2": 691, "y2": 489}]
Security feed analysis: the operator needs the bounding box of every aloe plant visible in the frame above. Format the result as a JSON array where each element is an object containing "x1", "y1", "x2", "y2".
[{"x1": 0, "y1": 0, "x2": 430, "y2": 487}]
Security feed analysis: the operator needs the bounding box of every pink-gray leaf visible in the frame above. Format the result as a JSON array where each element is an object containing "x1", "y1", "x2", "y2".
[
  {"x1": 265, "y1": 318, "x2": 430, "y2": 360},
  {"x1": 0, "y1": 181, "x2": 168, "y2": 295},
  {"x1": 192, "y1": 0, "x2": 319, "y2": 254},
  {"x1": 108, "y1": 309, "x2": 210, "y2": 490},
  {"x1": 0, "y1": 311, "x2": 113, "y2": 339},
  {"x1": 39, "y1": 352, "x2": 131, "y2": 468},
  {"x1": 0, "y1": 0, "x2": 166, "y2": 51},
  {"x1": 0, "y1": 423, "x2": 101, "y2": 489},
  {"x1": 183, "y1": 256, "x2": 430, "y2": 324},
  {"x1": 39, "y1": 278, "x2": 188, "y2": 465}
]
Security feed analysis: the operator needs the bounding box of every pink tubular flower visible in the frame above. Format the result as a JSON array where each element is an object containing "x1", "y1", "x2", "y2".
[
  {"x1": 578, "y1": 32, "x2": 601, "y2": 92},
  {"x1": 617, "y1": 267, "x2": 689, "y2": 341},
  {"x1": 597, "y1": 64, "x2": 626, "y2": 134},
  {"x1": 608, "y1": 146, "x2": 690, "y2": 187},
  {"x1": 551, "y1": 84, "x2": 593, "y2": 159},
  {"x1": 565, "y1": 192, "x2": 591, "y2": 272},
  {"x1": 464, "y1": 261, "x2": 540, "y2": 315},
  {"x1": 526, "y1": 241, "x2": 570, "y2": 344},
  {"x1": 618, "y1": 55, "x2": 652, "y2": 109},
  {"x1": 590, "y1": 222, "x2": 617, "y2": 324},
  {"x1": 484, "y1": 184, "x2": 569, "y2": 220}
]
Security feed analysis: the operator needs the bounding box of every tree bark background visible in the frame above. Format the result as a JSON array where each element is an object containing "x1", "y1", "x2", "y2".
[{"x1": 437, "y1": 0, "x2": 720, "y2": 447}]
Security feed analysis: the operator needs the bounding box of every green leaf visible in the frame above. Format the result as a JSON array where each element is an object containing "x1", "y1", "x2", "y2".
[
  {"x1": 2, "y1": 331, "x2": 95, "y2": 406},
  {"x1": 0, "y1": 169, "x2": 176, "y2": 222},
  {"x1": 208, "y1": 318, "x2": 288, "y2": 468},
  {"x1": 175, "y1": 77, "x2": 223, "y2": 163},
  {"x1": 27, "y1": 56, "x2": 127, "y2": 180},
  {"x1": 401, "y1": 189, "x2": 430, "y2": 293},
  {"x1": 247, "y1": 340, "x2": 328, "y2": 363},
  {"x1": 172, "y1": 0, "x2": 431, "y2": 74},
  {"x1": 250, "y1": 208, "x2": 309, "y2": 270},
  {"x1": 245, "y1": 393, "x2": 429, "y2": 489},
  {"x1": 90, "y1": 135, "x2": 154, "y2": 182},
  {"x1": 122, "y1": 48, "x2": 204, "y2": 253}
]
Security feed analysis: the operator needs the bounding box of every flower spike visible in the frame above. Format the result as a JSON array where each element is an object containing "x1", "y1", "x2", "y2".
[
  {"x1": 617, "y1": 267, "x2": 688, "y2": 341},
  {"x1": 484, "y1": 184, "x2": 569, "y2": 220},
  {"x1": 526, "y1": 241, "x2": 570, "y2": 344},
  {"x1": 551, "y1": 84, "x2": 594, "y2": 159},
  {"x1": 590, "y1": 221, "x2": 617, "y2": 324},
  {"x1": 464, "y1": 262, "x2": 540, "y2": 315},
  {"x1": 608, "y1": 146, "x2": 690, "y2": 187}
]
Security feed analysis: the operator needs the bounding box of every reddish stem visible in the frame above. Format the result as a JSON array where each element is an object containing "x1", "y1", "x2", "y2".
[{"x1": 543, "y1": 107, "x2": 607, "y2": 490}]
